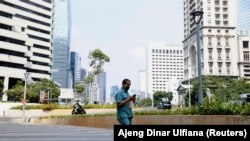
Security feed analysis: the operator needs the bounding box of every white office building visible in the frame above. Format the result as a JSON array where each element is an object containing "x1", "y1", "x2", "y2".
[
  {"x1": 183, "y1": 0, "x2": 238, "y2": 81},
  {"x1": 139, "y1": 70, "x2": 146, "y2": 100},
  {"x1": 0, "y1": 0, "x2": 53, "y2": 101},
  {"x1": 237, "y1": 30, "x2": 250, "y2": 80},
  {"x1": 146, "y1": 42, "x2": 184, "y2": 103}
]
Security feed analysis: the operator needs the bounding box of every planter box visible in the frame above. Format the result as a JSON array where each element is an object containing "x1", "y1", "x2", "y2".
[{"x1": 32, "y1": 115, "x2": 250, "y2": 129}]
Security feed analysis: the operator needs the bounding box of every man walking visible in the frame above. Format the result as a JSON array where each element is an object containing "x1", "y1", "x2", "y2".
[{"x1": 115, "y1": 79, "x2": 136, "y2": 125}]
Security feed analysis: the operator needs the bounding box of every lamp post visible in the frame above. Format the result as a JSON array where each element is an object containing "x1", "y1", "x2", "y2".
[
  {"x1": 190, "y1": 10, "x2": 204, "y2": 105},
  {"x1": 188, "y1": 69, "x2": 191, "y2": 108},
  {"x1": 22, "y1": 72, "x2": 30, "y2": 123}
]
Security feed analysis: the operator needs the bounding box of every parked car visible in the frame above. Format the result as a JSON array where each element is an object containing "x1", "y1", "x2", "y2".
[{"x1": 157, "y1": 100, "x2": 172, "y2": 110}]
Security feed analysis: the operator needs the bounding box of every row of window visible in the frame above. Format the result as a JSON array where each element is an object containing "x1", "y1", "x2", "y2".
[
  {"x1": 152, "y1": 49, "x2": 183, "y2": 54},
  {"x1": 152, "y1": 55, "x2": 183, "y2": 57},
  {"x1": 152, "y1": 58, "x2": 183, "y2": 60},
  {"x1": 152, "y1": 68, "x2": 183, "y2": 70}
]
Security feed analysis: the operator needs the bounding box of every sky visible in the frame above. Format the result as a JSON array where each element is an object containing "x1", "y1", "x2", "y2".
[{"x1": 70, "y1": 0, "x2": 184, "y2": 100}]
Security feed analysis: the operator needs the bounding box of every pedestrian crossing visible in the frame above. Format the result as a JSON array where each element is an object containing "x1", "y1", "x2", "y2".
[{"x1": 0, "y1": 119, "x2": 113, "y2": 141}]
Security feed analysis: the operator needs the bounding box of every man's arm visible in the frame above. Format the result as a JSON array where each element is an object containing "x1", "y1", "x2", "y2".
[
  {"x1": 116, "y1": 92, "x2": 134, "y2": 107},
  {"x1": 117, "y1": 97, "x2": 132, "y2": 107}
]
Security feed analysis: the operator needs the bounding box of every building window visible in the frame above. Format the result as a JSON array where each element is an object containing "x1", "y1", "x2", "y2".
[
  {"x1": 209, "y1": 49, "x2": 213, "y2": 60},
  {"x1": 226, "y1": 63, "x2": 230, "y2": 75},
  {"x1": 218, "y1": 63, "x2": 222, "y2": 74},
  {"x1": 244, "y1": 51, "x2": 250, "y2": 61},
  {"x1": 223, "y1": 1, "x2": 228, "y2": 6},
  {"x1": 152, "y1": 49, "x2": 154, "y2": 53},
  {"x1": 243, "y1": 41, "x2": 249, "y2": 48},
  {"x1": 226, "y1": 49, "x2": 230, "y2": 60},
  {"x1": 225, "y1": 37, "x2": 229, "y2": 46},
  {"x1": 217, "y1": 37, "x2": 221, "y2": 46},
  {"x1": 218, "y1": 49, "x2": 222, "y2": 60},
  {"x1": 209, "y1": 63, "x2": 213, "y2": 74},
  {"x1": 216, "y1": 21, "x2": 220, "y2": 25},
  {"x1": 208, "y1": 37, "x2": 212, "y2": 46}
]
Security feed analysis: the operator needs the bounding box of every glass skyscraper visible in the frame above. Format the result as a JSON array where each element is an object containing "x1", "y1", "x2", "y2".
[
  {"x1": 52, "y1": 0, "x2": 72, "y2": 88},
  {"x1": 238, "y1": 0, "x2": 250, "y2": 30},
  {"x1": 70, "y1": 51, "x2": 81, "y2": 87},
  {"x1": 97, "y1": 72, "x2": 106, "y2": 104}
]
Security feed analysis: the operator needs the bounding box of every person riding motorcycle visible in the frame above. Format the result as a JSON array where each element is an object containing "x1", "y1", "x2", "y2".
[{"x1": 73, "y1": 100, "x2": 81, "y2": 113}]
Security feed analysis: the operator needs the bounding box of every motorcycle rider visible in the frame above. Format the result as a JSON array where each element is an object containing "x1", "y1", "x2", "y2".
[{"x1": 73, "y1": 100, "x2": 81, "y2": 113}]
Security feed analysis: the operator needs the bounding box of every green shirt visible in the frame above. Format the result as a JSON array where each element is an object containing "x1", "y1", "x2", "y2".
[{"x1": 115, "y1": 88, "x2": 133, "y2": 119}]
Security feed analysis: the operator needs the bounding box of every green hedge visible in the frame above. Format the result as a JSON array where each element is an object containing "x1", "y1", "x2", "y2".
[{"x1": 10, "y1": 103, "x2": 118, "y2": 111}]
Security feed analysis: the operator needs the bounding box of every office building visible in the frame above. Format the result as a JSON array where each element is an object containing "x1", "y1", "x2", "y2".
[
  {"x1": 238, "y1": 0, "x2": 250, "y2": 30},
  {"x1": 183, "y1": 0, "x2": 238, "y2": 80},
  {"x1": 139, "y1": 70, "x2": 146, "y2": 99},
  {"x1": 237, "y1": 30, "x2": 250, "y2": 80},
  {"x1": 110, "y1": 85, "x2": 119, "y2": 102},
  {"x1": 0, "y1": 0, "x2": 53, "y2": 101},
  {"x1": 97, "y1": 72, "x2": 106, "y2": 104},
  {"x1": 70, "y1": 51, "x2": 81, "y2": 87},
  {"x1": 146, "y1": 42, "x2": 184, "y2": 101},
  {"x1": 51, "y1": 0, "x2": 72, "y2": 88}
]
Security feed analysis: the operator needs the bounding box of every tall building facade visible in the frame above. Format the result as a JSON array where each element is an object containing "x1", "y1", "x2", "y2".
[
  {"x1": 146, "y1": 42, "x2": 184, "y2": 101},
  {"x1": 183, "y1": 0, "x2": 238, "y2": 81},
  {"x1": 0, "y1": 0, "x2": 53, "y2": 101},
  {"x1": 70, "y1": 51, "x2": 81, "y2": 87},
  {"x1": 139, "y1": 70, "x2": 146, "y2": 100},
  {"x1": 80, "y1": 68, "x2": 86, "y2": 81},
  {"x1": 110, "y1": 85, "x2": 119, "y2": 102},
  {"x1": 237, "y1": 30, "x2": 250, "y2": 80},
  {"x1": 238, "y1": 0, "x2": 250, "y2": 30},
  {"x1": 51, "y1": 0, "x2": 72, "y2": 88},
  {"x1": 97, "y1": 72, "x2": 106, "y2": 104}
]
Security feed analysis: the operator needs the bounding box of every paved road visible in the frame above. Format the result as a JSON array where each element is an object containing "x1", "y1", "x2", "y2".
[{"x1": 0, "y1": 118, "x2": 113, "y2": 141}]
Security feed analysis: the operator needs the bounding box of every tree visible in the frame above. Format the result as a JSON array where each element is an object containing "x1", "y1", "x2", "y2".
[
  {"x1": 138, "y1": 98, "x2": 152, "y2": 107},
  {"x1": 87, "y1": 49, "x2": 110, "y2": 103},
  {"x1": 75, "y1": 83, "x2": 84, "y2": 94},
  {"x1": 27, "y1": 79, "x2": 60, "y2": 103},
  {"x1": 153, "y1": 91, "x2": 173, "y2": 106},
  {"x1": 7, "y1": 79, "x2": 60, "y2": 103},
  {"x1": 88, "y1": 49, "x2": 110, "y2": 75},
  {"x1": 7, "y1": 81, "x2": 24, "y2": 101},
  {"x1": 185, "y1": 76, "x2": 250, "y2": 106}
]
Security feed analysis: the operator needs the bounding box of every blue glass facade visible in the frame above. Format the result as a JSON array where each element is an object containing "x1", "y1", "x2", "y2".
[
  {"x1": 110, "y1": 85, "x2": 119, "y2": 101},
  {"x1": 52, "y1": 0, "x2": 72, "y2": 88},
  {"x1": 70, "y1": 51, "x2": 81, "y2": 87},
  {"x1": 238, "y1": 0, "x2": 250, "y2": 30}
]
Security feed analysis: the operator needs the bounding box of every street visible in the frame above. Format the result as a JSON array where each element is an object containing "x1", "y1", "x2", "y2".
[{"x1": 0, "y1": 118, "x2": 113, "y2": 141}]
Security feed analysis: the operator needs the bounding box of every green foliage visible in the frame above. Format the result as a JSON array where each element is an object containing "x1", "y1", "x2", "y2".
[
  {"x1": 84, "y1": 72, "x2": 94, "y2": 85},
  {"x1": 75, "y1": 83, "x2": 84, "y2": 94},
  {"x1": 153, "y1": 91, "x2": 173, "y2": 106},
  {"x1": 7, "y1": 79, "x2": 60, "y2": 103},
  {"x1": 11, "y1": 104, "x2": 65, "y2": 111},
  {"x1": 84, "y1": 103, "x2": 117, "y2": 109},
  {"x1": 88, "y1": 49, "x2": 110, "y2": 75},
  {"x1": 186, "y1": 76, "x2": 250, "y2": 105},
  {"x1": 7, "y1": 81, "x2": 24, "y2": 101},
  {"x1": 138, "y1": 98, "x2": 152, "y2": 107},
  {"x1": 10, "y1": 103, "x2": 118, "y2": 110}
]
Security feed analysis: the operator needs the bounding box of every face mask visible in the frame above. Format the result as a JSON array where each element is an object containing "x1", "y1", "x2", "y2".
[{"x1": 125, "y1": 86, "x2": 130, "y2": 91}]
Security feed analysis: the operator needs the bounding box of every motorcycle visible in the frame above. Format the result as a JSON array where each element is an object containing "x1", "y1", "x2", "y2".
[{"x1": 72, "y1": 105, "x2": 86, "y2": 115}]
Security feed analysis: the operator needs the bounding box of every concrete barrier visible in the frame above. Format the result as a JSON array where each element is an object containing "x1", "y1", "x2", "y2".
[{"x1": 32, "y1": 115, "x2": 250, "y2": 129}]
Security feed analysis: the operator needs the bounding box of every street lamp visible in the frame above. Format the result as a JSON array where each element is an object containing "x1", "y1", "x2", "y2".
[
  {"x1": 22, "y1": 72, "x2": 30, "y2": 123},
  {"x1": 190, "y1": 10, "x2": 204, "y2": 105}
]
